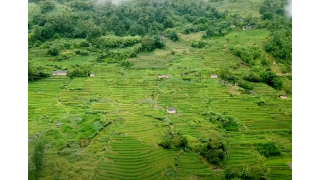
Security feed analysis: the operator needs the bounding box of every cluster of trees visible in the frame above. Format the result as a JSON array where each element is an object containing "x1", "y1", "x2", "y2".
[
  {"x1": 28, "y1": 63, "x2": 50, "y2": 81},
  {"x1": 225, "y1": 165, "x2": 270, "y2": 180},
  {"x1": 203, "y1": 21, "x2": 231, "y2": 38},
  {"x1": 191, "y1": 40, "x2": 207, "y2": 48},
  {"x1": 67, "y1": 64, "x2": 91, "y2": 78},
  {"x1": 28, "y1": 138, "x2": 45, "y2": 180},
  {"x1": 242, "y1": 69, "x2": 282, "y2": 90},
  {"x1": 199, "y1": 138, "x2": 226, "y2": 164},
  {"x1": 28, "y1": 0, "x2": 226, "y2": 45},
  {"x1": 219, "y1": 66, "x2": 283, "y2": 90},
  {"x1": 158, "y1": 132, "x2": 188, "y2": 149},
  {"x1": 215, "y1": 114, "x2": 239, "y2": 131},
  {"x1": 159, "y1": 130, "x2": 227, "y2": 165},
  {"x1": 254, "y1": 142, "x2": 281, "y2": 157},
  {"x1": 96, "y1": 47, "x2": 139, "y2": 62},
  {"x1": 92, "y1": 35, "x2": 142, "y2": 48},
  {"x1": 233, "y1": 46, "x2": 261, "y2": 66},
  {"x1": 260, "y1": 0, "x2": 292, "y2": 72}
]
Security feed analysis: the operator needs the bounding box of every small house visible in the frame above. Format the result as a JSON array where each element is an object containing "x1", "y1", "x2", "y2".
[
  {"x1": 242, "y1": 25, "x2": 256, "y2": 30},
  {"x1": 279, "y1": 95, "x2": 288, "y2": 99},
  {"x1": 90, "y1": 73, "x2": 95, "y2": 77},
  {"x1": 158, "y1": 75, "x2": 170, "y2": 79},
  {"x1": 230, "y1": 24, "x2": 236, "y2": 28},
  {"x1": 52, "y1": 70, "x2": 68, "y2": 76},
  {"x1": 210, "y1": 74, "x2": 219, "y2": 78},
  {"x1": 167, "y1": 107, "x2": 176, "y2": 114}
]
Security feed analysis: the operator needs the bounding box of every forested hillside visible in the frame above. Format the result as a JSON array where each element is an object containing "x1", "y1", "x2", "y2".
[{"x1": 28, "y1": 0, "x2": 292, "y2": 179}]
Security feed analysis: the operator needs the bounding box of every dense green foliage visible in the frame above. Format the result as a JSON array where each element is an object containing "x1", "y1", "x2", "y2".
[
  {"x1": 260, "y1": 0, "x2": 292, "y2": 72},
  {"x1": 29, "y1": 138, "x2": 45, "y2": 179},
  {"x1": 28, "y1": 0, "x2": 226, "y2": 44},
  {"x1": 191, "y1": 40, "x2": 207, "y2": 48},
  {"x1": 254, "y1": 142, "x2": 281, "y2": 157},
  {"x1": 199, "y1": 138, "x2": 226, "y2": 164},
  {"x1": 259, "y1": 69, "x2": 283, "y2": 90},
  {"x1": 233, "y1": 46, "x2": 261, "y2": 66},
  {"x1": 225, "y1": 165, "x2": 270, "y2": 180},
  {"x1": 67, "y1": 65, "x2": 91, "y2": 78},
  {"x1": 159, "y1": 132, "x2": 188, "y2": 149},
  {"x1": 93, "y1": 35, "x2": 141, "y2": 48},
  {"x1": 28, "y1": 63, "x2": 50, "y2": 81}
]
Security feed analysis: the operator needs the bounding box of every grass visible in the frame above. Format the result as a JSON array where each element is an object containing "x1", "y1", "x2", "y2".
[
  {"x1": 28, "y1": 26, "x2": 291, "y2": 179},
  {"x1": 207, "y1": 0, "x2": 265, "y2": 18}
]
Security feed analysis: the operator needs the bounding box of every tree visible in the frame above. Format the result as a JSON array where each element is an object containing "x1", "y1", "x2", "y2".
[
  {"x1": 47, "y1": 47, "x2": 59, "y2": 56},
  {"x1": 29, "y1": 138, "x2": 45, "y2": 179},
  {"x1": 39, "y1": 0, "x2": 55, "y2": 13},
  {"x1": 141, "y1": 36, "x2": 155, "y2": 52},
  {"x1": 168, "y1": 31, "x2": 179, "y2": 41}
]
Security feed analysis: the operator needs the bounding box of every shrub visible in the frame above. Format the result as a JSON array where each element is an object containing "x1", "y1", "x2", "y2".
[
  {"x1": 120, "y1": 60, "x2": 132, "y2": 67},
  {"x1": 68, "y1": 65, "x2": 90, "y2": 78},
  {"x1": 168, "y1": 31, "x2": 179, "y2": 41},
  {"x1": 93, "y1": 35, "x2": 141, "y2": 48},
  {"x1": 191, "y1": 40, "x2": 207, "y2": 48},
  {"x1": 219, "y1": 68, "x2": 236, "y2": 83},
  {"x1": 237, "y1": 81, "x2": 254, "y2": 90},
  {"x1": 259, "y1": 70, "x2": 282, "y2": 90},
  {"x1": 184, "y1": 27, "x2": 199, "y2": 34},
  {"x1": 79, "y1": 40, "x2": 90, "y2": 47},
  {"x1": 199, "y1": 137, "x2": 226, "y2": 164},
  {"x1": 243, "y1": 72, "x2": 263, "y2": 82},
  {"x1": 28, "y1": 63, "x2": 50, "y2": 81},
  {"x1": 29, "y1": 138, "x2": 45, "y2": 179},
  {"x1": 153, "y1": 35, "x2": 165, "y2": 49},
  {"x1": 47, "y1": 47, "x2": 60, "y2": 56},
  {"x1": 216, "y1": 114, "x2": 238, "y2": 131},
  {"x1": 225, "y1": 166, "x2": 270, "y2": 180},
  {"x1": 75, "y1": 50, "x2": 89, "y2": 56},
  {"x1": 234, "y1": 46, "x2": 261, "y2": 65},
  {"x1": 158, "y1": 134, "x2": 188, "y2": 149},
  {"x1": 141, "y1": 36, "x2": 155, "y2": 51},
  {"x1": 254, "y1": 142, "x2": 281, "y2": 158}
]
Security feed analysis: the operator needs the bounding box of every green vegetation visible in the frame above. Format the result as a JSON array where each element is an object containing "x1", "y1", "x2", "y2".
[
  {"x1": 28, "y1": 0, "x2": 291, "y2": 179},
  {"x1": 255, "y1": 142, "x2": 281, "y2": 157}
]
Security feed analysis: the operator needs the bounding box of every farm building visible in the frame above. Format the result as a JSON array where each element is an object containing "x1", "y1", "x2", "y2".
[
  {"x1": 167, "y1": 107, "x2": 176, "y2": 114},
  {"x1": 210, "y1": 74, "x2": 219, "y2": 78},
  {"x1": 90, "y1": 73, "x2": 95, "y2": 77},
  {"x1": 242, "y1": 25, "x2": 256, "y2": 30},
  {"x1": 158, "y1": 75, "x2": 170, "y2": 79},
  {"x1": 52, "y1": 70, "x2": 68, "y2": 76},
  {"x1": 279, "y1": 95, "x2": 288, "y2": 99}
]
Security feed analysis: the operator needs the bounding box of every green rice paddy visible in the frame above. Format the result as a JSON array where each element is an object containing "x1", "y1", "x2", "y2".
[{"x1": 28, "y1": 29, "x2": 291, "y2": 179}]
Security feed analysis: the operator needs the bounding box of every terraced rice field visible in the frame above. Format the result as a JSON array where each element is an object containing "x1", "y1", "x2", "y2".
[{"x1": 28, "y1": 29, "x2": 291, "y2": 179}]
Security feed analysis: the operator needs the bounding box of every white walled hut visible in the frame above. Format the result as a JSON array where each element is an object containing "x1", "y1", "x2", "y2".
[
  {"x1": 167, "y1": 107, "x2": 176, "y2": 114},
  {"x1": 279, "y1": 95, "x2": 288, "y2": 99},
  {"x1": 210, "y1": 74, "x2": 219, "y2": 78},
  {"x1": 90, "y1": 73, "x2": 95, "y2": 77},
  {"x1": 158, "y1": 75, "x2": 170, "y2": 79},
  {"x1": 52, "y1": 70, "x2": 68, "y2": 76}
]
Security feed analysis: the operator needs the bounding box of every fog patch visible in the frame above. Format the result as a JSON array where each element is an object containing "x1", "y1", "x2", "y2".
[{"x1": 285, "y1": 0, "x2": 292, "y2": 18}]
